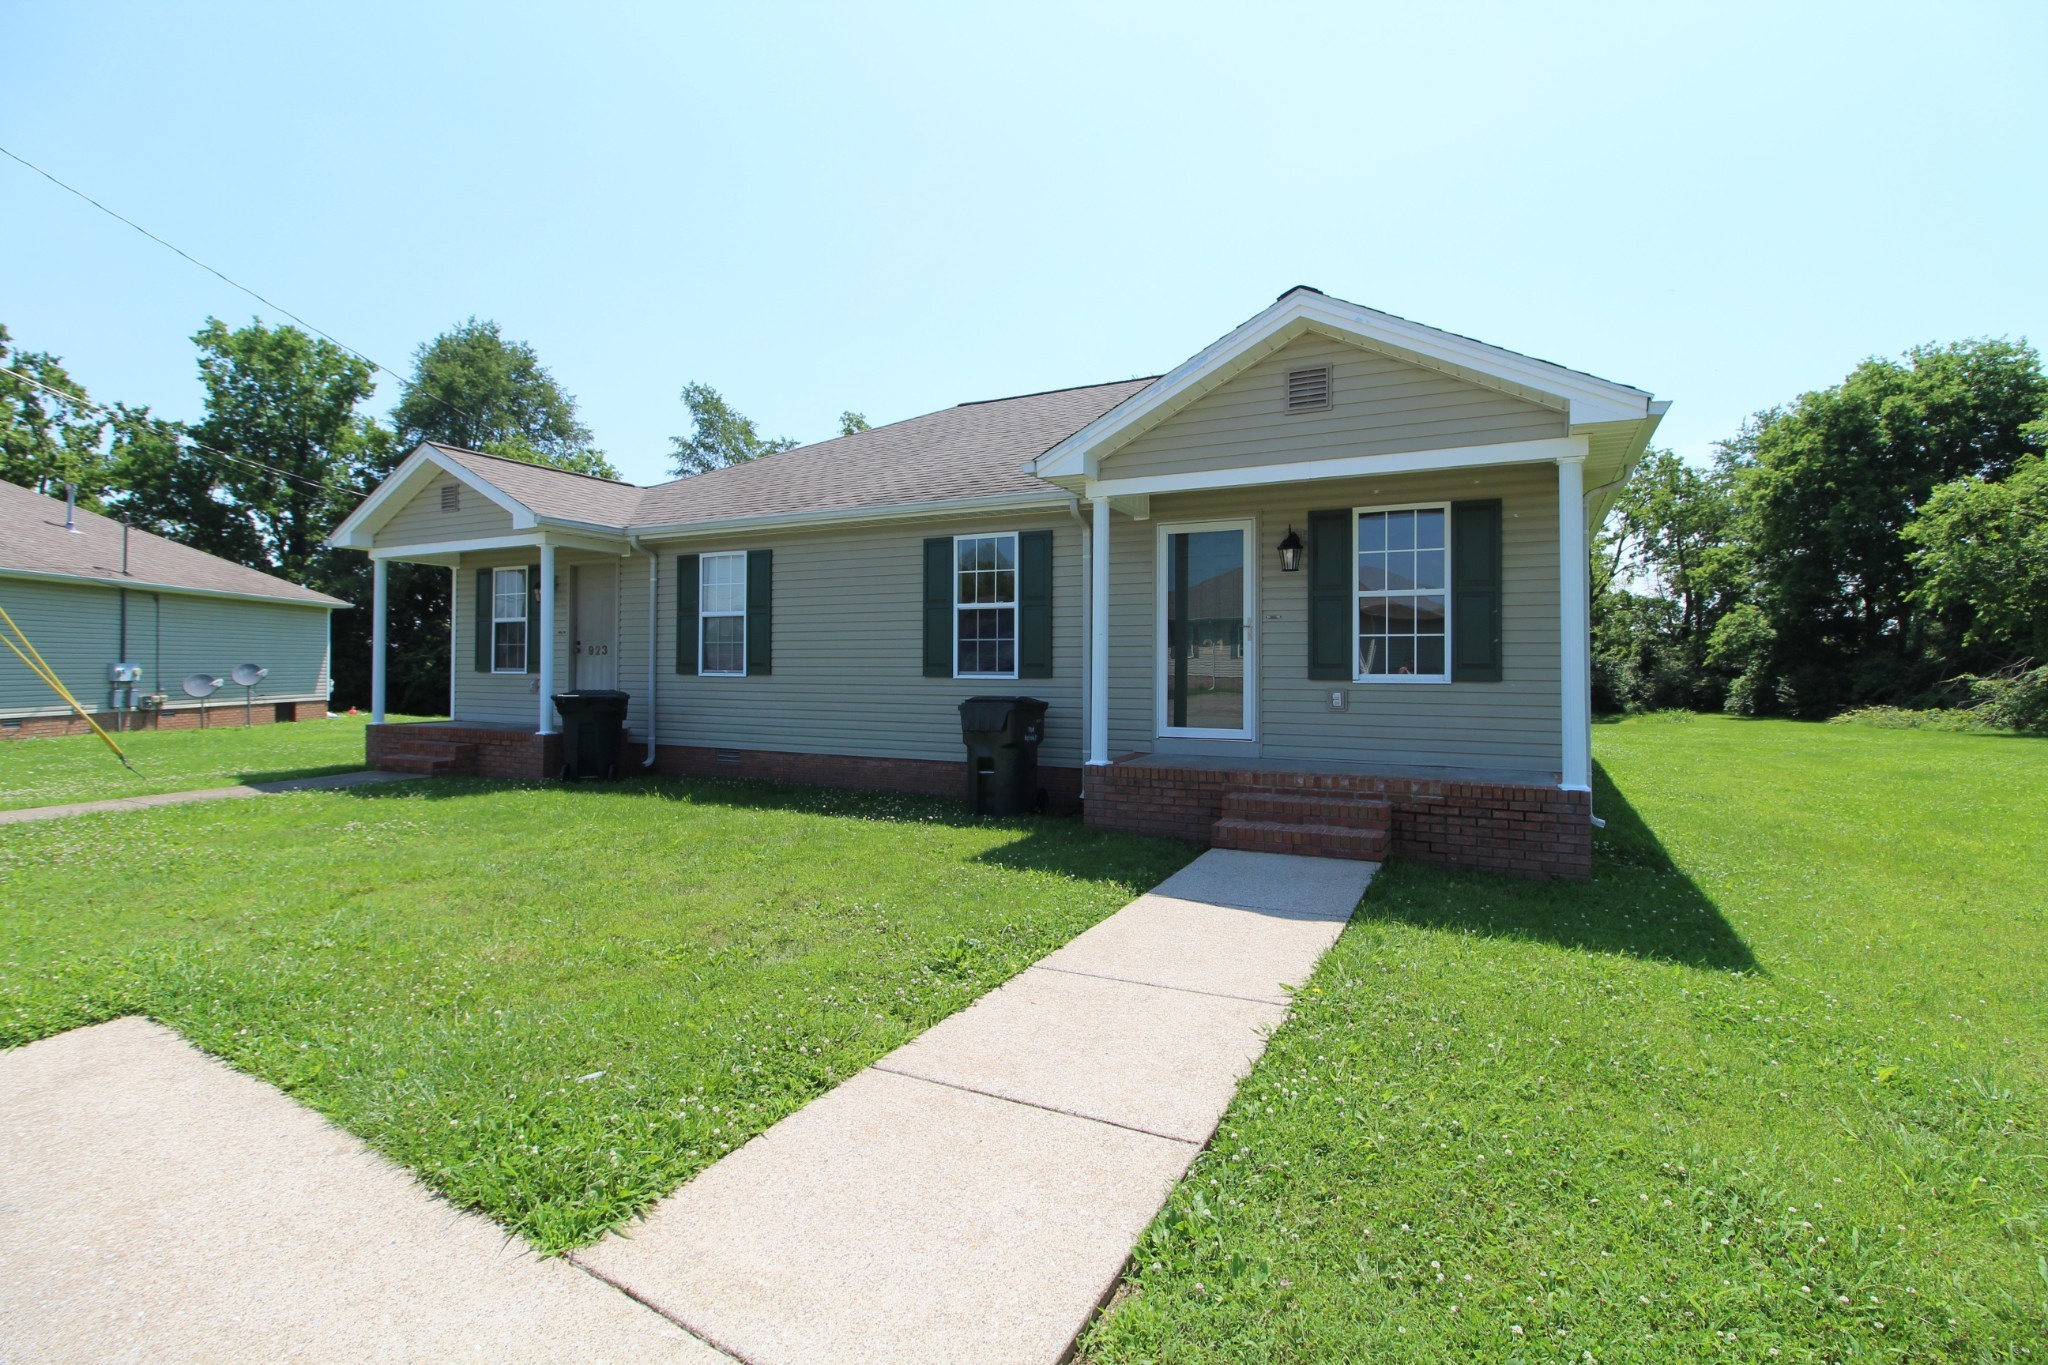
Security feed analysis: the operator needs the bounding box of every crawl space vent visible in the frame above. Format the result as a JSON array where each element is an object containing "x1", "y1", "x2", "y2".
[
  {"x1": 1286, "y1": 365, "x2": 1332, "y2": 412},
  {"x1": 440, "y1": 482, "x2": 461, "y2": 512}
]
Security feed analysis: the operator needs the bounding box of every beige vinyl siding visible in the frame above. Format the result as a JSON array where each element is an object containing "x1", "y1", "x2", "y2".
[
  {"x1": 1102, "y1": 334, "x2": 1568, "y2": 481},
  {"x1": 645, "y1": 515, "x2": 1085, "y2": 769},
  {"x1": 0, "y1": 575, "x2": 331, "y2": 720},
  {"x1": 376, "y1": 474, "x2": 515, "y2": 546},
  {"x1": 1106, "y1": 462, "x2": 1563, "y2": 778}
]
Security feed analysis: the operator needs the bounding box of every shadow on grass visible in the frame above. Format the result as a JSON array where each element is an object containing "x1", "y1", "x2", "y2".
[
  {"x1": 229, "y1": 763, "x2": 365, "y2": 787},
  {"x1": 1354, "y1": 759, "x2": 1759, "y2": 973},
  {"x1": 335, "y1": 770, "x2": 1195, "y2": 892}
]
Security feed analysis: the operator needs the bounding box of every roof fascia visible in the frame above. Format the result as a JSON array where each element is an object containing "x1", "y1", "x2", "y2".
[
  {"x1": 1085, "y1": 434, "x2": 1591, "y2": 500},
  {"x1": 326, "y1": 444, "x2": 538, "y2": 549},
  {"x1": 1031, "y1": 293, "x2": 1655, "y2": 481},
  {"x1": 0, "y1": 565, "x2": 344, "y2": 609}
]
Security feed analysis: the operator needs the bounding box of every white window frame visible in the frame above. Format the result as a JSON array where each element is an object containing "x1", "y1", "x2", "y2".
[
  {"x1": 1353, "y1": 501, "x2": 1453, "y2": 685},
  {"x1": 490, "y1": 566, "x2": 528, "y2": 675},
  {"x1": 699, "y1": 550, "x2": 748, "y2": 678},
  {"x1": 952, "y1": 531, "x2": 1019, "y2": 681}
]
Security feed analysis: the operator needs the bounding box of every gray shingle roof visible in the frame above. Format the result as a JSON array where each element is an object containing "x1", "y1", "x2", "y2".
[
  {"x1": 0, "y1": 480, "x2": 345, "y2": 606},
  {"x1": 629, "y1": 378, "x2": 1156, "y2": 529},
  {"x1": 425, "y1": 444, "x2": 649, "y2": 526}
]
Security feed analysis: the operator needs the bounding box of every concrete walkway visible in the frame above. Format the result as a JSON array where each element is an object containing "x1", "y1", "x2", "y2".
[
  {"x1": 0, "y1": 848, "x2": 1370, "y2": 1363},
  {"x1": 0, "y1": 768, "x2": 412, "y2": 826},
  {"x1": 578, "y1": 848, "x2": 1373, "y2": 1363}
]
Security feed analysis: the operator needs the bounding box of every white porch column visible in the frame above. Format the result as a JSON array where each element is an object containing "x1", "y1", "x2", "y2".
[
  {"x1": 1087, "y1": 496, "x2": 1111, "y2": 766},
  {"x1": 537, "y1": 541, "x2": 558, "y2": 735},
  {"x1": 370, "y1": 556, "x2": 388, "y2": 725},
  {"x1": 1557, "y1": 454, "x2": 1591, "y2": 791}
]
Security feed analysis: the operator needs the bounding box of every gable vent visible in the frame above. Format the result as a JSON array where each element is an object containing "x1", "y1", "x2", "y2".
[
  {"x1": 1286, "y1": 365, "x2": 1332, "y2": 413},
  {"x1": 440, "y1": 482, "x2": 461, "y2": 512}
]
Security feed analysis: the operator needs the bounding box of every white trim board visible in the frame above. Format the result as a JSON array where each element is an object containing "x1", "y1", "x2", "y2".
[{"x1": 1085, "y1": 435, "x2": 1590, "y2": 500}]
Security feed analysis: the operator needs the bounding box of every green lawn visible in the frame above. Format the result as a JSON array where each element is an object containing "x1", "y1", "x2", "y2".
[
  {"x1": 0, "y1": 712, "x2": 428, "y2": 811},
  {"x1": 0, "y1": 776, "x2": 1191, "y2": 1249},
  {"x1": 1084, "y1": 715, "x2": 2048, "y2": 1361}
]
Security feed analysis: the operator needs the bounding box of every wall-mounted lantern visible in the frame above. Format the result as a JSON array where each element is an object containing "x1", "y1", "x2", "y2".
[{"x1": 1277, "y1": 526, "x2": 1304, "y2": 573}]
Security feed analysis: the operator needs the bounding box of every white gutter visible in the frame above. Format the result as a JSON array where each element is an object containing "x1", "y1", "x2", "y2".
[
  {"x1": 629, "y1": 491, "x2": 1073, "y2": 542},
  {"x1": 628, "y1": 533, "x2": 659, "y2": 770}
]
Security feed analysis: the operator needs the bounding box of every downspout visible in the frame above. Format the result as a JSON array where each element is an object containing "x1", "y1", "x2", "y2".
[
  {"x1": 628, "y1": 534, "x2": 658, "y2": 770},
  {"x1": 1068, "y1": 496, "x2": 1088, "y2": 788}
]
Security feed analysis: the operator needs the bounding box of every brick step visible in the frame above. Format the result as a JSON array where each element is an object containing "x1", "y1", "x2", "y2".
[
  {"x1": 1210, "y1": 816, "x2": 1387, "y2": 861},
  {"x1": 1221, "y1": 789, "x2": 1391, "y2": 829},
  {"x1": 377, "y1": 752, "x2": 460, "y2": 776},
  {"x1": 381, "y1": 739, "x2": 478, "y2": 759}
]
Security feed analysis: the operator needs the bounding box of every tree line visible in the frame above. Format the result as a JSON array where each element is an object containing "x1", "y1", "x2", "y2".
[
  {"x1": 1, "y1": 316, "x2": 853, "y2": 713},
  {"x1": 1595, "y1": 338, "x2": 2047, "y2": 729}
]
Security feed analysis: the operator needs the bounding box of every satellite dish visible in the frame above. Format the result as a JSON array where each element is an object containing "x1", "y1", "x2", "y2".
[
  {"x1": 231, "y1": 663, "x2": 268, "y2": 687},
  {"x1": 181, "y1": 673, "x2": 223, "y2": 699}
]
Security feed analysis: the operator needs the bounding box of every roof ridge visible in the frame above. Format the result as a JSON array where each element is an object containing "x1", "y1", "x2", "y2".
[
  {"x1": 427, "y1": 442, "x2": 645, "y2": 489},
  {"x1": 955, "y1": 375, "x2": 1160, "y2": 407}
]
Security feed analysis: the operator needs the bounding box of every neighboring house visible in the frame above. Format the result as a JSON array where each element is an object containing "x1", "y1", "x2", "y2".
[
  {"x1": 330, "y1": 288, "x2": 1666, "y2": 879},
  {"x1": 0, "y1": 479, "x2": 344, "y2": 737}
]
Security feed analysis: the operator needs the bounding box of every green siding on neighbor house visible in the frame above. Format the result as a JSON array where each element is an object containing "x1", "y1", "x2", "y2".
[
  {"x1": 1104, "y1": 462, "x2": 1564, "y2": 778},
  {"x1": 1100, "y1": 334, "x2": 1569, "y2": 481},
  {"x1": 0, "y1": 575, "x2": 332, "y2": 721},
  {"x1": 376, "y1": 473, "x2": 516, "y2": 546}
]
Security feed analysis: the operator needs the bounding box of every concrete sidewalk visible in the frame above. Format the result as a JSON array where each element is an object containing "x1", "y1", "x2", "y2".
[
  {"x1": 0, "y1": 768, "x2": 412, "y2": 826},
  {"x1": 0, "y1": 1017, "x2": 717, "y2": 1363},
  {"x1": 578, "y1": 848, "x2": 1373, "y2": 1363}
]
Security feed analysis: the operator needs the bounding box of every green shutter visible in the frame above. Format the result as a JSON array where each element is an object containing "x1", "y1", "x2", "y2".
[
  {"x1": 922, "y1": 537, "x2": 952, "y2": 677},
  {"x1": 746, "y1": 549, "x2": 773, "y2": 676},
  {"x1": 474, "y1": 567, "x2": 491, "y2": 672},
  {"x1": 1017, "y1": 529, "x2": 1052, "y2": 678},
  {"x1": 526, "y1": 563, "x2": 541, "y2": 673},
  {"x1": 675, "y1": 554, "x2": 699, "y2": 675},
  {"x1": 1306, "y1": 509, "x2": 1352, "y2": 680},
  {"x1": 1451, "y1": 499, "x2": 1503, "y2": 682}
]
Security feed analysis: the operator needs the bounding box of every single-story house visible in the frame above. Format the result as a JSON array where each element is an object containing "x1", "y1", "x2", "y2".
[
  {"x1": 329, "y1": 288, "x2": 1665, "y2": 879},
  {"x1": 0, "y1": 479, "x2": 344, "y2": 737}
]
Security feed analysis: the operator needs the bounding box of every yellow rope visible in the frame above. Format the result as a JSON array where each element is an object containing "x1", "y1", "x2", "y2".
[{"x1": 0, "y1": 602, "x2": 133, "y2": 768}]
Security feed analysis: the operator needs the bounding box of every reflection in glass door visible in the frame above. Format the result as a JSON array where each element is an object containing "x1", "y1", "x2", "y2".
[{"x1": 1160, "y1": 522, "x2": 1253, "y2": 737}]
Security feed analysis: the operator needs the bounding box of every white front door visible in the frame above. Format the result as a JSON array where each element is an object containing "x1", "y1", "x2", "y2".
[
  {"x1": 570, "y1": 562, "x2": 617, "y2": 691},
  {"x1": 1156, "y1": 519, "x2": 1256, "y2": 740}
]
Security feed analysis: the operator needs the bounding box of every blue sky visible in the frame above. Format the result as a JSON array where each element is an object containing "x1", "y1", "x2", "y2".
[{"x1": 4, "y1": 2, "x2": 2043, "y2": 487}]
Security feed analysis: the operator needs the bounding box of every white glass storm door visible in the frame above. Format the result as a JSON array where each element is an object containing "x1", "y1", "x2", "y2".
[{"x1": 1156, "y1": 519, "x2": 1256, "y2": 740}]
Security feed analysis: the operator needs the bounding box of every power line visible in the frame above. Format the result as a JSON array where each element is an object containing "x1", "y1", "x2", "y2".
[
  {"x1": 1, "y1": 362, "x2": 375, "y2": 498},
  {"x1": 0, "y1": 142, "x2": 483, "y2": 434}
]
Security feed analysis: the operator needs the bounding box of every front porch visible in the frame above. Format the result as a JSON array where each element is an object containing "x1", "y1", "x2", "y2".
[
  {"x1": 1083, "y1": 753, "x2": 1592, "y2": 881},
  {"x1": 367, "y1": 721, "x2": 563, "y2": 780}
]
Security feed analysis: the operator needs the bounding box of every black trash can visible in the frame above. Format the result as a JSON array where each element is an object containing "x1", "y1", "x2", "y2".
[
  {"x1": 552, "y1": 690, "x2": 630, "y2": 780},
  {"x1": 957, "y1": 695, "x2": 1048, "y2": 817}
]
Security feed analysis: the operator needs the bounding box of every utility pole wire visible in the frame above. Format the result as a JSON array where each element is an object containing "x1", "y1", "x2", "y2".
[{"x1": 0, "y1": 142, "x2": 484, "y2": 435}]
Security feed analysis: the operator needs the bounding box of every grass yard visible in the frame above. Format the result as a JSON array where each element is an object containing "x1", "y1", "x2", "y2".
[
  {"x1": 1084, "y1": 715, "x2": 2047, "y2": 1362},
  {"x1": 0, "y1": 712, "x2": 429, "y2": 811},
  {"x1": 0, "y1": 776, "x2": 1192, "y2": 1249}
]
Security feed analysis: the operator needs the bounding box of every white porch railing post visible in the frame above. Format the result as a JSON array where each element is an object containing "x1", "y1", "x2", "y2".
[
  {"x1": 537, "y1": 542, "x2": 558, "y2": 735},
  {"x1": 1088, "y1": 497, "x2": 1110, "y2": 767},
  {"x1": 370, "y1": 556, "x2": 388, "y2": 725},
  {"x1": 1557, "y1": 455, "x2": 1590, "y2": 791}
]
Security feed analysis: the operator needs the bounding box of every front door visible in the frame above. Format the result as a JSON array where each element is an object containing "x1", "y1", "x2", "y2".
[
  {"x1": 1157, "y1": 519, "x2": 1256, "y2": 740},
  {"x1": 570, "y1": 562, "x2": 617, "y2": 691}
]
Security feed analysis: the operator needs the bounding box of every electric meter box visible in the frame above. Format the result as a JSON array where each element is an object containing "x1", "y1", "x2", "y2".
[{"x1": 109, "y1": 662, "x2": 142, "y2": 683}]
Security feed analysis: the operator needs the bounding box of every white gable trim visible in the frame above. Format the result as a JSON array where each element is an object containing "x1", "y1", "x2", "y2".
[
  {"x1": 1030, "y1": 291, "x2": 1656, "y2": 482},
  {"x1": 326, "y1": 444, "x2": 538, "y2": 549},
  {"x1": 1086, "y1": 435, "x2": 1590, "y2": 500}
]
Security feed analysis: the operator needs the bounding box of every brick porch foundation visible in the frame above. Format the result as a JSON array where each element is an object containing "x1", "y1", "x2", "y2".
[
  {"x1": 1084, "y1": 757, "x2": 1592, "y2": 882},
  {"x1": 2, "y1": 701, "x2": 306, "y2": 741},
  {"x1": 651, "y1": 743, "x2": 1084, "y2": 813},
  {"x1": 366, "y1": 722, "x2": 563, "y2": 781}
]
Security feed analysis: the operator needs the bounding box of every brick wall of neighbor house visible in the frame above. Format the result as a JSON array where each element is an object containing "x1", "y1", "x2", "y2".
[
  {"x1": 652, "y1": 743, "x2": 1085, "y2": 812},
  {"x1": 0, "y1": 702, "x2": 303, "y2": 741},
  {"x1": 1083, "y1": 759, "x2": 1592, "y2": 881}
]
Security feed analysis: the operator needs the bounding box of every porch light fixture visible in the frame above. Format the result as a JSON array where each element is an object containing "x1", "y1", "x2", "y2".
[{"x1": 1277, "y1": 525, "x2": 1304, "y2": 573}]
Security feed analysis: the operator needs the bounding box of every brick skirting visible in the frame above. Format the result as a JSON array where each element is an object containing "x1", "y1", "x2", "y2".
[
  {"x1": 651, "y1": 742, "x2": 1084, "y2": 813},
  {"x1": 1, "y1": 701, "x2": 305, "y2": 741},
  {"x1": 1083, "y1": 758, "x2": 1592, "y2": 882},
  {"x1": 366, "y1": 723, "x2": 562, "y2": 781}
]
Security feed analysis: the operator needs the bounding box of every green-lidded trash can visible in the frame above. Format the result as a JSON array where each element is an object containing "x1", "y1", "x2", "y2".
[
  {"x1": 957, "y1": 695, "x2": 1048, "y2": 817},
  {"x1": 552, "y1": 690, "x2": 630, "y2": 780}
]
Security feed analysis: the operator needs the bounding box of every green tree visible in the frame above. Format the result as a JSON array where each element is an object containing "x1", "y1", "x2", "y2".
[
  {"x1": 1905, "y1": 447, "x2": 2048, "y2": 663},
  {"x1": 1723, "y1": 338, "x2": 2047, "y2": 713},
  {"x1": 670, "y1": 383, "x2": 796, "y2": 475},
  {"x1": 0, "y1": 323, "x2": 109, "y2": 501},
  {"x1": 390, "y1": 318, "x2": 598, "y2": 465},
  {"x1": 839, "y1": 410, "x2": 872, "y2": 436}
]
